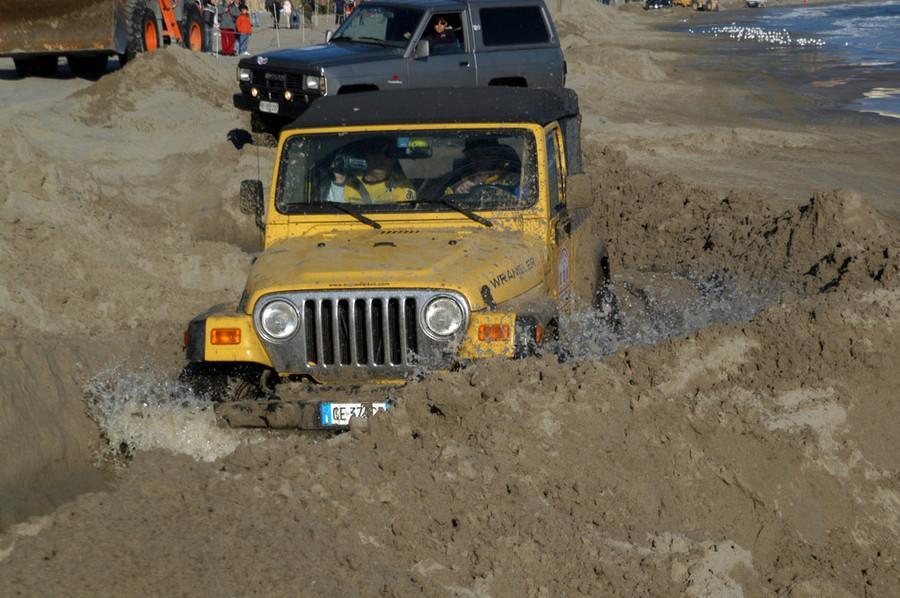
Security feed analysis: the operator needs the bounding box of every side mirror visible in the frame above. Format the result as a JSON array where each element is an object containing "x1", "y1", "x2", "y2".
[
  {"x1": 565, "y1": 173, "x2": 593, "y2": 210},
  {"x1": 239, "y1": 179, "x2": 265, "y2": 229},
  {"x1": 325, "y1": 30, "x2": 332, "y2": 43},
  {"x1": 414, "y1": 39, "x2": 430, "y2": 59}
]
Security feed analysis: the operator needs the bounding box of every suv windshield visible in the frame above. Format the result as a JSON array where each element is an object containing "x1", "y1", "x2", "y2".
[
  {"x1": 276, "y1": 129, "x2": 539, "y2": 215},
  {"x1": 331, "y1": 5, "x2": 424, "y2": 48}
]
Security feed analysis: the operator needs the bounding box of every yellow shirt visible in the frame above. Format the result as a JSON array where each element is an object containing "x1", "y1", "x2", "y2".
[{"x1": 344, "y1": 174, "x2": 416, "y2": 204}]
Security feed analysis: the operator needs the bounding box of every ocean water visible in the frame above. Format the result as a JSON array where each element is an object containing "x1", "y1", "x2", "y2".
[{"x1": 684, "y1": 1, "x2": 900, "y2": 119}]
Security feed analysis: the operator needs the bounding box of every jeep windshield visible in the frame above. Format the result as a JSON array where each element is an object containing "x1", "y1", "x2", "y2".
[
  {"x1": 275, "y1": 129, "x2": 539, "y2": 215},
  {"x1": 330, "y1": 5, "x2": 424, "y2": 48}
]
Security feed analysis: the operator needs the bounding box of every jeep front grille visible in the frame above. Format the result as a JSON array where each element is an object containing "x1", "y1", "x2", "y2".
[
  {"x1": 255, "y1": 290, "x2": 468, "y2": 381},
  {"x1": 300, "y1": 296, "x2": 418, "y2": 367}
]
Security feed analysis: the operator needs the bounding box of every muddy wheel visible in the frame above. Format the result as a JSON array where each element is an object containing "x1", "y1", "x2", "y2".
[
  {"x1": 124, "y1": 0, "x2": 161, "y2": 62},
  {"x1": 180, "y1": 363, "x2": 271, "y2": 403},
  {"x1": 572, "y1": 240, "x2": 621, "y2": 329},
  {"x1": 182, "y1": 3, "x2": 206, "y2": 52},
  {"x1": 67, "y1": 55, "x2": 109, "y2": 77}
]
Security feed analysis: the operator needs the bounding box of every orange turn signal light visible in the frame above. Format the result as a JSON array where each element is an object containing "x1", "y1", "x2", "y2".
[
  {"x1": 211, "y1": 328, "x2": 241, "y2": 345},
  {"x1": 478, "y1": 323, "x2": 510, "y2": 342}
]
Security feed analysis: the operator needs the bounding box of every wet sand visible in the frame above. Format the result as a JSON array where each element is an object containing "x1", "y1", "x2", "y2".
[{"x1": 0, "y1": 1, "x2": 898, "y2": 595}]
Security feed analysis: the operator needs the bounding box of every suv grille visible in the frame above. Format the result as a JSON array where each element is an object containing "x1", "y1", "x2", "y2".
[
  {"x1": 255, "y1": 290, "x2": 468, "y2": 381},
  {"x1": 250, "y1": 70, "x2": 305, "y2": 93}
]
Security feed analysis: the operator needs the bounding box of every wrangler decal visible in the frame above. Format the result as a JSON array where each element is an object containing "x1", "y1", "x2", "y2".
[{"x1": 489, "y1": 257, "x2": 537, "y2": 289}]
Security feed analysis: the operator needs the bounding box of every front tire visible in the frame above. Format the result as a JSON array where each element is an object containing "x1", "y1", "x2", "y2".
[
  {"x1": 182, "y1": 3, "x2": 206, "y2": 52},
  {"x1": 180, "y1": 363, "x2": 271, "y2": 403},
  {"x1": 124, "y1": 0, "x2": 161, "y2": 62}
]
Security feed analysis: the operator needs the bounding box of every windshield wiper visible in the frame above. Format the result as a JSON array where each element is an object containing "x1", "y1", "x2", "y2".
[
  {"x1": 322, "y1": 201, "x2": 381, "y2": 229},
  {"x1": 355, "y1": 36, "x2": 393, "y2": 46},
  {"x1": 332, "y1": 36, "x2": 392, "y2": 47},
  {"x1": 411, "y1": 199, "x2": 493, "y2": 228}
]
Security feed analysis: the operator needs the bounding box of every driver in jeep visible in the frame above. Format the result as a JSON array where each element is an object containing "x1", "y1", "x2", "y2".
[{"x1": 445, "y1": 143, "x2": 522, "y2": 197}]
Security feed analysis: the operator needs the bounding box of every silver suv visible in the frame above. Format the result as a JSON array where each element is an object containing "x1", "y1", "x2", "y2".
[{"x1": 234, "y1": 0, "x2": 565, "y2": 129}]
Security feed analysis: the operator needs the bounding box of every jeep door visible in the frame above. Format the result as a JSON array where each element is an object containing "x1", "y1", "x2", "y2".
[
  {"x1": 469, "y1": 3, "x2": 565, "y2": 89},
  {"x1": 544, "y1": 125, "x2": 574, "y2": 309},
  {"x1": 406, "y1": 10, "x2": 477, "y2": 88}
]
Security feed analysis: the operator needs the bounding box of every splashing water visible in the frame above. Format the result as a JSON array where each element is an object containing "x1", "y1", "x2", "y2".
[
  {"x1": 556, "y1": 272, "x2": 775, "y2": 361},
  {"x1": 84, "y1": 368, "x2": 241, "y2": 463}
]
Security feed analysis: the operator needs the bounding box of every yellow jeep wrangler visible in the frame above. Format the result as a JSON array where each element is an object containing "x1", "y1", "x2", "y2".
[{"x1": 183, "y1": 88, "x2": 615, "y2": 428}]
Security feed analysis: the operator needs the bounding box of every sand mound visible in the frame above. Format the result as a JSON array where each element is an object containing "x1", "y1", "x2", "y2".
[
  {"x1": 585, "y1": 147, "x2": 897, "y2": 298},
  {"x1": 69, "y1": 47, "x2": 235, "y2": 125}
]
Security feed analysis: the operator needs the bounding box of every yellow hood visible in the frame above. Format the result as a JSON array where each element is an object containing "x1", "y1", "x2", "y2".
[{"x1": 245, "y1": 228, "x2": 546, "y2": 312}]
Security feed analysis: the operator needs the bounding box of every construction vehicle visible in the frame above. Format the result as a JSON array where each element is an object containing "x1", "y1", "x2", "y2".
[
  {"x1": 672, "y1": 0, "x2": 719, "y2": 9},
  {"x1": 0, "y1": 0, "x2": 207, "y2": 77}
]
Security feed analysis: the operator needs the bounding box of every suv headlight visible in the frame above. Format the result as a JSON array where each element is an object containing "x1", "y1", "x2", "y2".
[
  {"x1": 260, "y1": 300, "x2": 299, "y2": 340},
  {"x1": 238, "y1": 67, "x2": 252, "y2": 82},
  {"x1": 304, "y1": 74, "x2": 325, "y2": 91},
  {"x1": 423, "y1": 297, "x2": 464, "y2": 338}
]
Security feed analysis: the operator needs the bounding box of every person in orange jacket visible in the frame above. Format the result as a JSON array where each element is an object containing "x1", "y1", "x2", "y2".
[{"x1": 236, "y1": 6, "x2": 253, "y2": 56}]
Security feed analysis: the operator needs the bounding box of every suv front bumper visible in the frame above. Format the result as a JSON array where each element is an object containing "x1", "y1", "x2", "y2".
[{"x1": 233, "y1": 92, "x2": 312, "y2": 119}]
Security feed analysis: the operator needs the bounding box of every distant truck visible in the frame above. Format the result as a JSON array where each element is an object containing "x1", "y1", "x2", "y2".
[
  {"x1": 0, "y1": 0, "x2": 206, "y2": 77},
  {"x1": 673, "y1": 0, "x2": 719, "y2": 10},
  {"x1": 234, "y1": 0, "x2": 566, "y2": 131},
  {"x1": 745, "y1": 0, "x2": 766, "y2": 7}
]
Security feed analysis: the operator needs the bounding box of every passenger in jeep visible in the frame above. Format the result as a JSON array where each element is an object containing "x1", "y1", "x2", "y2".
[{"x1": 328, "y1": 144, "x2": 416, "y2": 204}]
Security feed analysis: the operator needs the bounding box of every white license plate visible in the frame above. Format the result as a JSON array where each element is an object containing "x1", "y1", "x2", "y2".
[
  {"x1": 259, "y1": 100, "x2": 279, "y2": 114},
  {"x1": 320, "y1": 402, "x2": 390, "y2": 427}
]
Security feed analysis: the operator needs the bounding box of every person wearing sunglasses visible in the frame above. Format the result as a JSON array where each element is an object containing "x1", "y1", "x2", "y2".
[{"x1": 424, "y1": 15, "x2": 461, "y2": 53}]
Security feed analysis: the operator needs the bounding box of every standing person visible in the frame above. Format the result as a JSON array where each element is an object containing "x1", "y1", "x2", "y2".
[
  {"x1": 218, "y1": 0, "x2": 238, "y2": 55},
  {"x1": 236, "y1": 6, "x2": 253, "y2": 55},
  {"x1": 201, "y1": 0, "x2": 216, "y2": 52},
  {"x1": 273, "y1": 0, "x2": 283, "y2": 28},
  {"x1": 282, "y1": 0, "x2": 293, "y2": 28},
  {"x1": 334, "y1": 0, "x2": 345, "y2": 25}
]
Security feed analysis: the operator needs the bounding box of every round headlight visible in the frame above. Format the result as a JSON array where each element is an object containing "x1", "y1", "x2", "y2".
[
  {"x1": 260, "y1": 300, "x2": 299, "y2": 340},
  {"x1": 424, "y1": 297, "x2": 464, "y2": 337}
]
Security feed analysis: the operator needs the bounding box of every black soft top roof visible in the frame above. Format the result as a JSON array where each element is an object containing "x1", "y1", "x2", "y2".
[{"x1": 286, "y1": 88, "x2": 580, "y2": 129}]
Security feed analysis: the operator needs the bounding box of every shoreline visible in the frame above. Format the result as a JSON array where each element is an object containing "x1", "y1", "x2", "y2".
[{"x1": 565, "y1": 1, "x2": 900, "y2": 219}]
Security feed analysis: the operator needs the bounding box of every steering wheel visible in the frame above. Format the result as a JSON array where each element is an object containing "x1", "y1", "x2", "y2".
[{"x1": 468, "y1": 184, "x2": 517, "y2": 204}]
